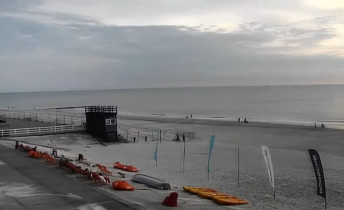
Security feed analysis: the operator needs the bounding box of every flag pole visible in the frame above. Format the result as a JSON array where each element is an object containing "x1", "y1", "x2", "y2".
[
  {"x1": 237, "y1": 144, "x2": 240, "y2": 188},
  {"x1": 183, "y1": 138, "x2": 186, "y2": 173},
  {"x1": 207, "y1": 135, "x2": 215, "y2": 181},
  {"x1": 156, "y1": 131, "x2": 159, "y2": 167},
  {"x1": 155, "y1": 142, "x2": 158, "y2": 167}
]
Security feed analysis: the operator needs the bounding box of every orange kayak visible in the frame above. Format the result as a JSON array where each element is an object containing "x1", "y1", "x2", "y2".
[
  {"x1": 125, "y1": 165, "x2": 138, "y2": 172},
  {"x1": 29, "y1": 151, "x2": 41, "y2": 158},
  {"x1": 112, "y1": 180, "x2": 135, "y2": 191},
  {"x1": 114, "y1": 162, "x2": 139, "y2": 172},
  {"x1": 114, "y1": 162, "x2": 125, "y2": 169}
]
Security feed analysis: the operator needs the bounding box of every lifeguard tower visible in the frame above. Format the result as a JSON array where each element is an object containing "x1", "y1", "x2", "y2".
[{"x1": 85, "y1": 106, "x2": 117, "y2": 142}]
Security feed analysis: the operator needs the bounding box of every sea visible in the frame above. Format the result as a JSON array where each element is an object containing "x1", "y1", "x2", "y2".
[{"x1": 1, "y1": 85, "x2": 344, "y2": 128}]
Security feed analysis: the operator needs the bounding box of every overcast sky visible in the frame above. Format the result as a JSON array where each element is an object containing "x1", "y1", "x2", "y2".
[{"x1": 0, "y1": 0, "x2": 343, "y2": 92}]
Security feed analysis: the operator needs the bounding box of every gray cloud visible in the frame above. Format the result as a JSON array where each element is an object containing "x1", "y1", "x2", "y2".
[
  {"x1": 0, "y1": 1, "x2": 344, "y2": 92},
  {"x1": 0, "y1": 0, "x2": 43, "y2": 13}
]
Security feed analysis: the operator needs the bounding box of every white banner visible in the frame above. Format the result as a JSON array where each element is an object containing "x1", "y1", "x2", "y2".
[{"x1": 261, "y1": 145, "x2": 274, "y2": 190}]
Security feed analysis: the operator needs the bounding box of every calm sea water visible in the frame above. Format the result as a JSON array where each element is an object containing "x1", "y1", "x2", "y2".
[{"x1": 1, "y1": 85, "x2": 344, "y2": 126}]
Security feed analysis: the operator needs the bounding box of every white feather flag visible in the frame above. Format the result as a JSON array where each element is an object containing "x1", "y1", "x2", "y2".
[{"x1": 261, "y1": 145, "x2": 274, "y2": 190}]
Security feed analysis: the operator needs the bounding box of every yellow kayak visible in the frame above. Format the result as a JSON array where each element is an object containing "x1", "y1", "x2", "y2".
[
  {"x1": 184, "y1": 187, "x2": 216, "y2": 195},
  {"x1": 183, "y1": 186, "x2": 249, "y2": 205},
  {"x1": 183, "y1": 186, "x2": 198, "y2": 193},
  {"x1": 197, "y1": 190, "x2": 227, "y2": 199},
  {"x1": 212, "y1": 195, "x2": 249, "y2": 205}
]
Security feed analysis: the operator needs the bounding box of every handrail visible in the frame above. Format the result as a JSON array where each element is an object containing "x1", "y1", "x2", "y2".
[
  {"x1": 0, "y1": 124, "x2": 85, "y2": 137},
  {"x1": 0, "y1": 110, "x2": 86, "y2": 125}
]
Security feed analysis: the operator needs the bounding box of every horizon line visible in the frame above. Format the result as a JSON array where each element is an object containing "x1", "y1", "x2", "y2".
[{"x1": 1, "y1": 83, "x2": 343, "y2": 94}]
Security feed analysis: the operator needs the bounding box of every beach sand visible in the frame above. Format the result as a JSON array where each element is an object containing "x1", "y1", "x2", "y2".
[{"x1": 2, "y1": 116, "x2": 344, "y2": 209}]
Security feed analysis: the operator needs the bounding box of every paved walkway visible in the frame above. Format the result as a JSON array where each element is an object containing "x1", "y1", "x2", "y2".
[
  {"x1": 0, "y1": 143, "x2": 232, "y2": 210},
  {"x1": 0, "y1": 144, "x2": 137, "y2": 210}
]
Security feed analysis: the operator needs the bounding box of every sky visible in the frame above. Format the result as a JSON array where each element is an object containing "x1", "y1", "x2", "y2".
[{"x1": 0, "y1": 0, "x2": 344, "y2": 92}]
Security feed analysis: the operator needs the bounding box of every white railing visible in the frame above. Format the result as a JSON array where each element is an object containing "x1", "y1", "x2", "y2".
[
  {"x1": 0, "y1": 124, "x2": 85, "y2": 137},
  {"x1": 0, "y1": 110, "x2": 86, "y2": 125}
]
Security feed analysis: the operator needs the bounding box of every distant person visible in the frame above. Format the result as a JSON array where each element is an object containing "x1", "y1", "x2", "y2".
[
  {"x1": 190, "y1": 114, "x2": 192, "y2": 119},
  {"x1": 321, "y1": 123, "x2": 325, "y2": 129},
  {"x1": 52, "y1": 147, "x2": 57, "y2": 157},
  {"x1": 238, "y1": 118, "x2": 241, "y2": 123},
  {"x1": 244, "y1": 118, "x2": 248, "y2": 123},
  {"x1": 314, "y1": 123, "x2": 317, "y2": 128},
  {"x1": 145, "y1": 136, "x2": 147, "y2": 142},
  {"x1": 176, "y1": 133, "x2": 180, "y2": 142},
  {"x1": 133, "y1": 137, "x2": 136, "y2": 143},
  {"x1": 182, "y1": 134, "x2": 185, "y2": 142},
  {"x1": 78, "y1": 153, "x2": 83, "y2": 162}
]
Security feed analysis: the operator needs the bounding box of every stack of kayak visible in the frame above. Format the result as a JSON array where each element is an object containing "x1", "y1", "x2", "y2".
[{"x1": 183, "y1": 186, "x2": 248, "y2": 205}]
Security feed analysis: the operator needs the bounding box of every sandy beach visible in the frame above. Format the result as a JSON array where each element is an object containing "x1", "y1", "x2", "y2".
[{"x1": 1, "y1": 116, "x2": 344, "y2": 209}]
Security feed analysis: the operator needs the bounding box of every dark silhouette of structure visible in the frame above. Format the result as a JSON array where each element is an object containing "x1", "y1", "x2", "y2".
[{"x1": 85, "y1": 106, "x2": 117, "y2": 142}]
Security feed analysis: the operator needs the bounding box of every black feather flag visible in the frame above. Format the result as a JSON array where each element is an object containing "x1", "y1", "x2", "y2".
[{"x1": 308, "y1": 149, "x2": 327, "y2": 208}]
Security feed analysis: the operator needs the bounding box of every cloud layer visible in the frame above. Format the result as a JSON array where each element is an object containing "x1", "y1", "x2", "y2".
[{"x1": 0, "y1": 0, "x2": 343, "y2": 92}]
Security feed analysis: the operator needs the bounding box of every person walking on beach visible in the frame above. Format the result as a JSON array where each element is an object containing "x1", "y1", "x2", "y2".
[
  {"x1": 182, "y1": 134, "x2": 185, "y2": 142},
  {"x1": 176, "y1": 133, "x2": 180, "y2": 142}
]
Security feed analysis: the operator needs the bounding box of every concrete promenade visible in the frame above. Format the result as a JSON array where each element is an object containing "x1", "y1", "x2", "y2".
[{"x1": 0, "y1": 144, "x2": 137, "y2": 210}]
